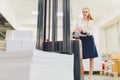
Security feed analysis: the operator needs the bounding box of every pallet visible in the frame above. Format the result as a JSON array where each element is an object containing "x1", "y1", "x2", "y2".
[
  {"x1": 84, "y1": 70, "x2": 102, "y2": 75},
  {"x1": 103, "y1": 71, "x2": 120, "y2": 77}
]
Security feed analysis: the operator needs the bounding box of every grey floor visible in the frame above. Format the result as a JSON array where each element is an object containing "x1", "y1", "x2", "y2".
[{"x1": 84, "y1": 74, "x2": 120, "y2": 80}]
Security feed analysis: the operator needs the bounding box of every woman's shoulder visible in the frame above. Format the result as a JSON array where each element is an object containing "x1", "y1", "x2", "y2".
[
  {"x1": 89, "y1": 20, "x2": 95, "y2": 24},
  {"x1": 89, "y1": 20, "x2": 96, "y2": 27}
]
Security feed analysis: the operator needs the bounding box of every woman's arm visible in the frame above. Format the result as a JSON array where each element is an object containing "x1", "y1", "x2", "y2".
[{"x1": 72, "y1": 28, "x2": 83, "y2": 35}]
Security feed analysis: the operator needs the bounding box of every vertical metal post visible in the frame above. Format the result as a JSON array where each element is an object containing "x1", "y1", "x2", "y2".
[
  {"x1": 72, "y1": 41, "x2": 81, "y2": 80},
  {"x1": 52, "y1": 0, "x2": 58, "y2": 51},
  {"x1": 48, "y1": 0, "x2": 51, "y2": 41},
  {"x1": 63, "y1": 0, "x2": 71, "y2": 53},
  {"x1": 72, "y1": 40, "x2": 84, "y2": 80},
  {"x1": 43, "y1": 0, "x2": 47, "y2": 42},
  {"x1": 36, "y1": 0, "x2": 44, "y2": 50},
  {"x1": 36, "y1": 0, "x2": 40, "y2": 49}
]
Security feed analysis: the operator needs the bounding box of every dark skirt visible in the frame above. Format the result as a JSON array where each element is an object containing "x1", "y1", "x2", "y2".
[{"x1": 80, "y1": 35, "x2": 98, "y2": 59}]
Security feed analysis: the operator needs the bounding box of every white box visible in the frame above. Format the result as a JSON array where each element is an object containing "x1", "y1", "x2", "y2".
[
  {"x1": 21, "y1": 41, "x2": 35, "y2": 50},
  {"x1": 6, "y1": 30, "x2": 33, "y2": 41},
  {"x1": 6, "y1": 40, "x2": 22, "y2": 52}
]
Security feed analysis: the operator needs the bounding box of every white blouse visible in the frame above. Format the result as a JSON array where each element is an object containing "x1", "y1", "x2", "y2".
[{"x1": 74, "y1": 18, "x2": 95, "y2": 35}]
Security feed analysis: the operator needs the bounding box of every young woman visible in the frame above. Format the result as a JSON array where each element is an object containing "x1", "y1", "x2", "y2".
[{"x1": 73, "y1": 7, "x2": 98, "y2": 80}]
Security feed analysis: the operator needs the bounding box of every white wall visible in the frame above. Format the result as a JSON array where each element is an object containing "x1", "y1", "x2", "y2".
[
  {"x1": 99, "y1": 20, "x2": 120, "y2": 54},
  {"x1": 105, "y1": 22, "x2": 120, "y2": 53},
  {"x1": 118, "y1": 22, "x2": 120, "y2": 51},
  {"x1": 99, "y1": 28, "x2": 107, "y2": 54},
  {"x1": 106, "y1": 24, "x2": 118, "y2": 53}
]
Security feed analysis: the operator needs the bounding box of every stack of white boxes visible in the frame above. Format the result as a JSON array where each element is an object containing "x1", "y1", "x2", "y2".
[
  {"x1": 6, "y1": 30, "x2": 35, "y2": 52},
  {"x1": 0, "y1": 41, "x2": 6, "y2": 52},
  {"x1": 30, "y1": 50, "x2": 74, "y2": 80}
]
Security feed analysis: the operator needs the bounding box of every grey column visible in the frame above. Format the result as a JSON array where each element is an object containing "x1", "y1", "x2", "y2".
[
  {"x1": 63, "y1": 0, "x2": 71, "y2": 54},
  {"x1": 36, "y1": 0, "x2": 47, "y2": 50},
  {"x1": 52, "y1": 0, "x2": 58, "y2": 51},
  {"x1": 36, "y1": 0, "x2": 44, "y2": 50},
  {"x1": 48, "y1": 0, "x2": 51, "y2": 41},
  {"x1": 43, "y1": 0, "x2": 47, "y2": 42}
]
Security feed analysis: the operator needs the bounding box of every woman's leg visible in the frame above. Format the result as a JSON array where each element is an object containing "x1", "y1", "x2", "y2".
[{"x1": 89, "y1": 58, "x2": 94, "y2": 80}]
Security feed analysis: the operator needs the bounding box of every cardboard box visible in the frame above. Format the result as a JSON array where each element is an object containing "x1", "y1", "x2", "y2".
[
  {"x1": 112, "y1": 60, "x2": 120, "y2": 73},
  {"x1": 107, "y1": 54, "x2": 120, "y2": 60}
]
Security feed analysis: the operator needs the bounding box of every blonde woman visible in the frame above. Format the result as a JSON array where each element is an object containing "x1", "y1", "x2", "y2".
[{"x1": 73, "y1": 7, "x2": 98, "y2": 80}]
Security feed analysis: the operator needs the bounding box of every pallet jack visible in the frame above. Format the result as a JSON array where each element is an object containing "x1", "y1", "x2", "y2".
[{"x1": 36, "y1": 0, "x2": 84, "y2": 80}]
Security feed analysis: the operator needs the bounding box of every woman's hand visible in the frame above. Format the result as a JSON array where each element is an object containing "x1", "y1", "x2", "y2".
[
  {"x1": 82, "y1": 29, "x2": 91, "y2": 34},
  {"x1": 73, "y1": 29, "x2": 82, "y2": 34},
  {"x1": 82, "y1": 30, "x2": 91, "y2": 36},
  {"x1": 73, "y1": 29, "x2": 81, "y2": 32}
]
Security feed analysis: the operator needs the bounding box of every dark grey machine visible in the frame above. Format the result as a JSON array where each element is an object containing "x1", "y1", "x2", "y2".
[{"x1": 36, "y1": 0, "x2": 84, "y2": 80}]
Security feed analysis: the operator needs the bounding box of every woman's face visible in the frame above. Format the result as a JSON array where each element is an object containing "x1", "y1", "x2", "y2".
[{"x1": 82, "y1": 8, "x2": 89, "y2": 18}]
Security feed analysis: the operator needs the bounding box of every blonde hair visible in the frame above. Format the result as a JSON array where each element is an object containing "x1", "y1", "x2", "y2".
[{"x1": 82, "y1": 7, "x2": 93, "y2": 20}]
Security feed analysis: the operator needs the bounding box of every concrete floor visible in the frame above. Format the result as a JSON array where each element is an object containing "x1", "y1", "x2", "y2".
[{"x1": 84, "y1": 74, "x2": 120, "y2": 80}]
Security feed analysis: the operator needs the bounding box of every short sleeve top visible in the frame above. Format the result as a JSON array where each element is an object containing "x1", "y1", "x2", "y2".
[{"x1": 74, "y1": 18, "x2": 95, "y2": 35}]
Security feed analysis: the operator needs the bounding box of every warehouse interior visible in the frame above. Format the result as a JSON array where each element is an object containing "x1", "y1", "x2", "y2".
[{"x1": 0, "y1": 0, "x2": 120, "y2": 80}]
